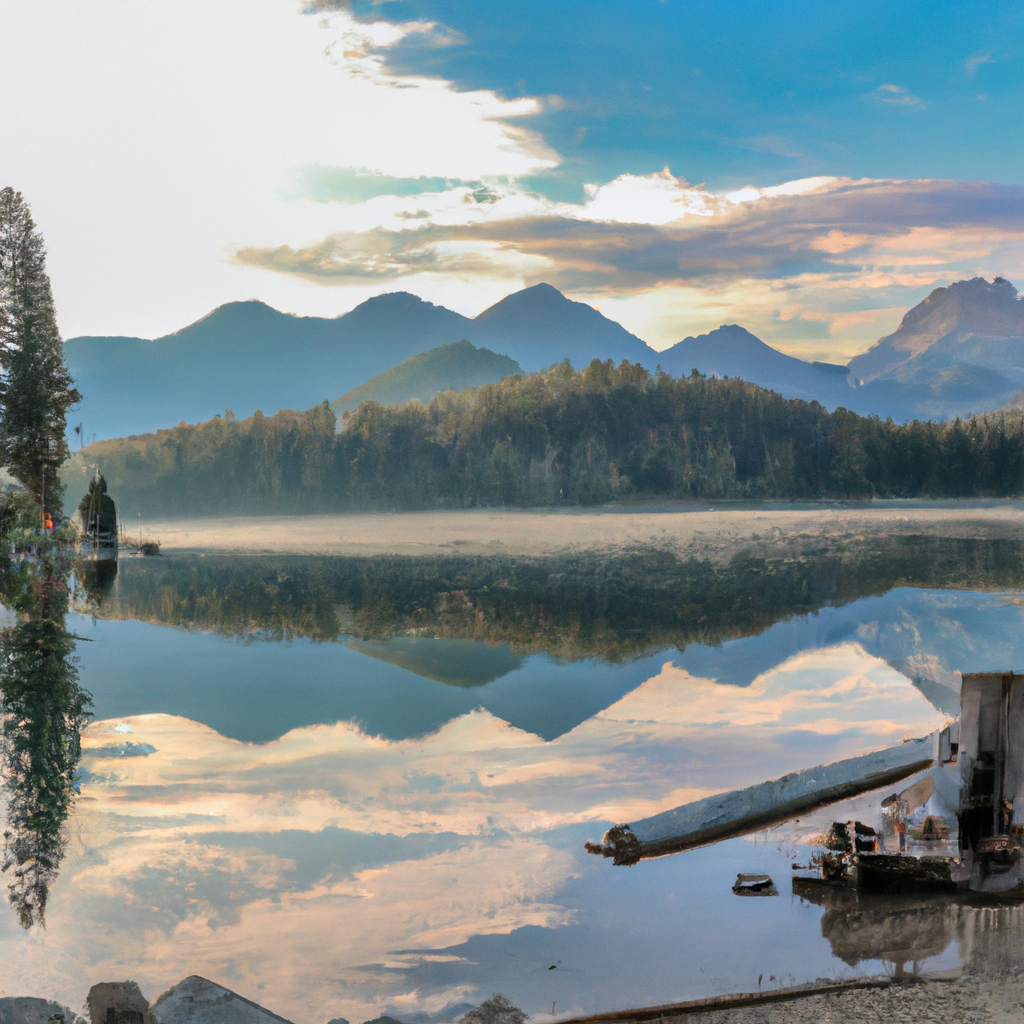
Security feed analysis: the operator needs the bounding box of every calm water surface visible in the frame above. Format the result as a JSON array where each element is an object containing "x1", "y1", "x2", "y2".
[{"x1": 3, "y1": 544, "x2": 1024, "y2": 1021}]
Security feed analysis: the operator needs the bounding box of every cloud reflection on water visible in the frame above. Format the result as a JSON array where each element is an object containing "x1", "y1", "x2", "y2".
[{"x1": 0, "y1": 638, "x2": 948, "y2": 1022}]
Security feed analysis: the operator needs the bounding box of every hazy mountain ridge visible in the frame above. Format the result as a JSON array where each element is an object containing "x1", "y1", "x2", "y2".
[
  {"x1": 66, "y1": 295, "x2": 472, "y2": 440},
  {"x1": 65, "y1": 276, "x2": 1023, "y2": 441},
  {"x1": 656, "y1": 324, "x2": 854, "y2": 407},
  {"x1": 330, "y1": 340, "x2": 521, "y2": 422},
  {"x1": 848, "y1": 277, "x2": 1024, "y2": 386},
  {"x1": 65, "y1": 285, "x2": 659, "y2": 440},
  {"x1": 469, "y1": 282, "x2": 654, "y2": 370}
]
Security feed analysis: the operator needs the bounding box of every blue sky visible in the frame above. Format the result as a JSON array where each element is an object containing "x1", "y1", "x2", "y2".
[
  {"x1": 349, "y1": 0, "x2": 1024, "y2": 196},
  {"x1": 1, "y1": 0, "x2": 1023, "y2": 359}
]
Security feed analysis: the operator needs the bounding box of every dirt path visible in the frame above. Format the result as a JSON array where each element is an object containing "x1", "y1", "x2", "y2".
[{"x1": 144, "y1": 501, "x2": 1024, "y2": 560}]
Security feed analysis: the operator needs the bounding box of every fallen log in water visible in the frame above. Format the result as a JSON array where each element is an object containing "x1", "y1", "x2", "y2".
[{"x1": 585, "y1": 737, "x2": 936, "y2": 865}]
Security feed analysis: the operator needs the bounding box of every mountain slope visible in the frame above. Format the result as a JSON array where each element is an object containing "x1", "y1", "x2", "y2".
[
  {"x1": 657, "y1": 324, "x2": 855, "y2": 407},
  {"x1": 68, "y1": 278, "x2": 1024, "y2": 443},
  {"x1": 468, "y1": 282, "x2": 657, "y2": 371},
  {"x1": 849, "y1": 277, "x2": 1024, "y2": 385},
  {"x1": 65, "y1": 285, "x2": 657, "y2": 441},
  {"x1": 330, "y1": 340, "x2": 521, "y2": 421},
  {"x1": 66, "y1": 295, "x2": 473, "y2": 440}
]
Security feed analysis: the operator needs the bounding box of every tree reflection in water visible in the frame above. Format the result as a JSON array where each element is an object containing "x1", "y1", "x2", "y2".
[{"x1": 0, "y1": 529, "x2": 94, "y2": 928}]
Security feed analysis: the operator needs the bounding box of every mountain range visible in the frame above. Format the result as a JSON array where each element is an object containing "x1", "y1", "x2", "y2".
[
  {"x1": 66, "y1": 284, "x2": 657, "y2": 439},
  {"x1": 64, "y1": 276, "x2": 1024, "y2": 441}
]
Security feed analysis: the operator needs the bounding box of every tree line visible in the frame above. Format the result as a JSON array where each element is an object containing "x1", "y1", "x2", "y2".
[{"x1": 79, "y1": 358, "x2": 1024, "y2": 515}]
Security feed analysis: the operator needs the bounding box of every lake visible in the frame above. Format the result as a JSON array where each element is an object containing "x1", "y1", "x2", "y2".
[{"x1": 3, "y1": 535, "x2": 1024, "y2": 1022}]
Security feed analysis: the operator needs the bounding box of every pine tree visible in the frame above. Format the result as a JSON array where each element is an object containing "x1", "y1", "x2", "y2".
[{"x1": 0, "y1": 188, "x2": 80, "y2": 516}]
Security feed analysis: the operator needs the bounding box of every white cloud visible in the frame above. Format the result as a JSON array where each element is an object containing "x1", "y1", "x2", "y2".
[
  {"x1": 0, "y1": 2, "x2": 1016, "y2": 366},
  {"x1": 871, "y1": 84, "x2": 927, "y2": 107},
  {"x1": 965, "y1": 53, "x2": 995, "y2": 76},
  {"x1": 235, "y1": 170, "x2": 1024, "y2": 358},
  {"x1": 0, "y1": 0, "x2": 556, "y2": 339}
]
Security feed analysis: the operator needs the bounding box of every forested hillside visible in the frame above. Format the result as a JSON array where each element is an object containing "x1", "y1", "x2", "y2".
[
  {"x1": 331, "y1": 339, "x2": 521, "y2": 419},
  {"x1": 71, "y1": 359, "x2": 1024, "y2": 516}
]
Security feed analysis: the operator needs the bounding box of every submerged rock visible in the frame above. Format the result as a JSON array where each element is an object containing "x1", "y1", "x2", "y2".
[
  {"x1": 459, "y1": 996, "x2": 526, "y2": 1024},
  {"x1": 0, "y1": 998, "x2": 82, "y2": 1024},
  {"x1": 150, "y1": 977, "x2": 293, "y2": 1024}
]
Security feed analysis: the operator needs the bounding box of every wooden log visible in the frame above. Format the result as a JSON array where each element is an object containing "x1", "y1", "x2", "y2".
[{"x1": 586, "y1": 737, "x2": 936, "y2": 865}]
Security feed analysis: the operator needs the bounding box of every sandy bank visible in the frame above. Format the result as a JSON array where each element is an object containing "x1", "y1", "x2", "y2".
[{"x1": 144, "y1": 500, "x2": 1024, "y2": 560}]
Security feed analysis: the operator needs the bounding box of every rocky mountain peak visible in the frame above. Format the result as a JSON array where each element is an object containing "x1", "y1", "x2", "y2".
[{"x1": 849, "y1": 276, "x2": 1024, "y2": 383}]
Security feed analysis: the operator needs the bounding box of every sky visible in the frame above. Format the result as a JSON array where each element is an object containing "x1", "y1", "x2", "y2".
[{"x1": 1, "y1": 0, "x2": 1023, "y2": 359}]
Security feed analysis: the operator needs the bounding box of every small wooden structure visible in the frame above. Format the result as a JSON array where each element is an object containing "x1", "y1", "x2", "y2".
[
  {"x1": 950, "y1": 671, "x2": 1024, "y2": 893},
  {"x1": 78, "y1": 473, "x2": 118, "y2": 565},
  {"x1": 587, "y1": 669, "x2": 1024, "y2": 896}
]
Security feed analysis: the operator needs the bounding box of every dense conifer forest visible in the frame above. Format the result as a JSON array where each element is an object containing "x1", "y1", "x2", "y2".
[{"x1": 75, "y1": 359, "x2": 1024, "y2": 515}]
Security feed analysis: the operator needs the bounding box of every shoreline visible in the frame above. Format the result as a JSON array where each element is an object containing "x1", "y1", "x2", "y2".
[{"x1": 141, "y1": 500, "x2": 1024, "y2": 561}]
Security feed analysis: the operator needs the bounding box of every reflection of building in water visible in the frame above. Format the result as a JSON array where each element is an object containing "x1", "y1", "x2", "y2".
[
  {"x1": 77, "y1": 473, "x2": 118, "y2": 564},
  {"x1": 77, "y1": 557, "x2": 118, "y2": 606},
  {"x1": 960, "y1": 903, "x2": 1024, "y2": 978},
  {"x1": 794, "y1": 884, "x2": 956, "y2": 976},
  {"x1": 795, "y1": 881, "x2": 1024, "y2": 978},
  {"x1": 87, "y1": 981, "x2": 151, "y2": 1024}
]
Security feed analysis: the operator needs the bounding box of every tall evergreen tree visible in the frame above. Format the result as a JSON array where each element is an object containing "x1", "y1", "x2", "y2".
[{"x1": 0, "y1": 188, "x2": 80, "y2": 516}]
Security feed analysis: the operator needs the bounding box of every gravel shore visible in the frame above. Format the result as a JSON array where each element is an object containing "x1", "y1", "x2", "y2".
[
  {"x1": 144, "y1": 500, "x2": 1024, "y2": 560},
  {"x1": 685, "y1": 971, "x2": 1024, "y2": 1024}
]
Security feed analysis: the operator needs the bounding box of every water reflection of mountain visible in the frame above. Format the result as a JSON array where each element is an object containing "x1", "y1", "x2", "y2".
[
  {"x1": 66, "y1": 536, "x2": 1024, "y2": 742},
  {"x1": 74, "y1": 620, "x2": 668, "y2": 742},
  {"x1": 674, "y1": 587, "x2": 1024, "y2": 715},
  {"x1": 344, "y1": 637, "x2": 522, "y2": 687}
]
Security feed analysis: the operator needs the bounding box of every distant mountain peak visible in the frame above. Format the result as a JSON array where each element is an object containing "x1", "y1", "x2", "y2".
[
  {"x1": 475, "y1": 282, "x2": 603, "y2": 323},
  {"x1": 899, "y1": 276, "x2": 1020, "y2": 330},
  {"x1": 675, "y1": 324, "x2": 772, "y2": 349},
  {"x1": 349, "y1": 291, "x2": 449, "y2": 313},
  {"x1": 711, "y1": 323, "x2": 761, "y2": 338},
  {"x1": 340, "y1": 290, "x2": 470, "y2": 333},
  {"x1": 656, "y1": 322, "x2": 855, "y2": 406},
  {"x1": 331, "y1": 339, "x2": 521, "y2": 419},
  {"x1": 849, "y1": 275, "x2": 1024, "y2": 384},
  {"x1": 167, "y1": 299, "x2": 288, "y2": 338}
]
